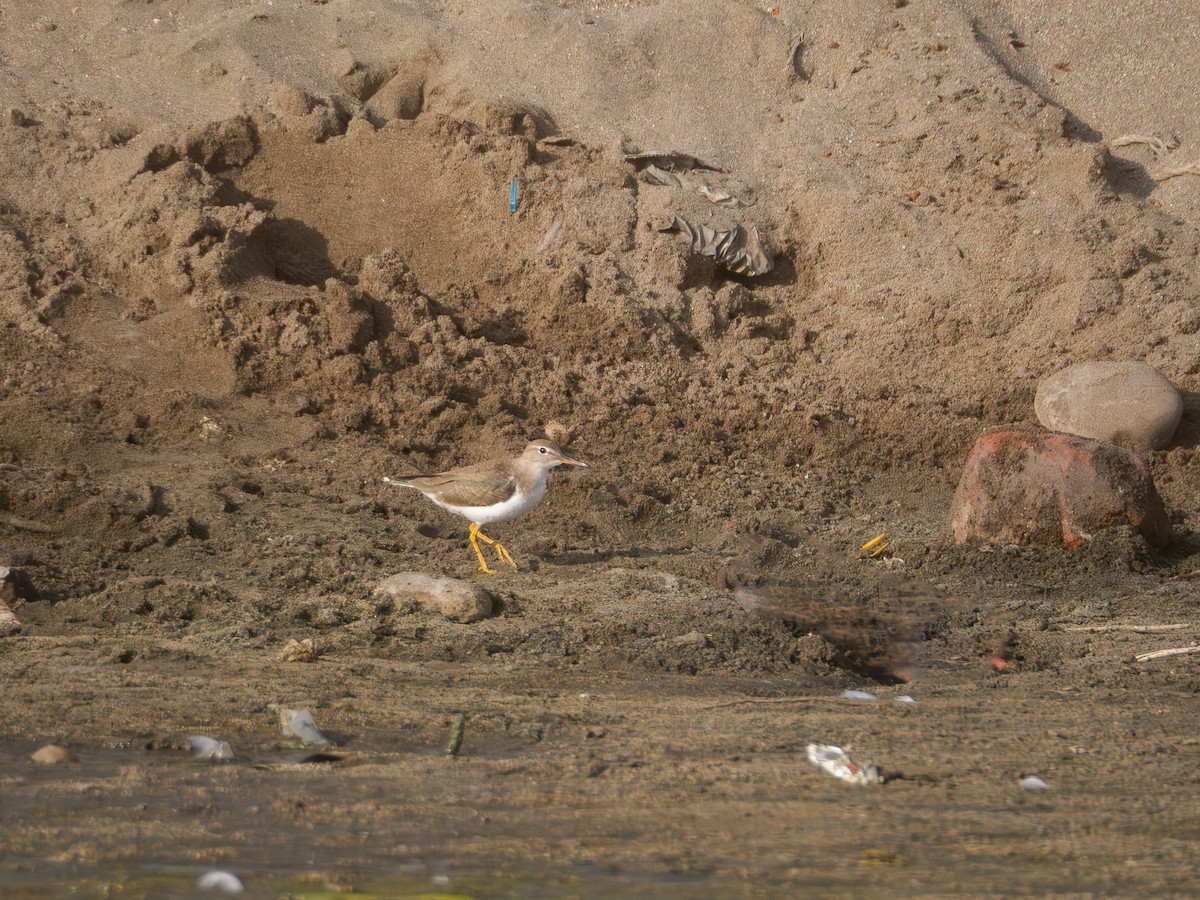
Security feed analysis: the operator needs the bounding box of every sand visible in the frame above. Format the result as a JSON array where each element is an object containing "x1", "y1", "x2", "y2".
[{"x1": 2, "y1": 0, "x2": 1199, "y2": 894}]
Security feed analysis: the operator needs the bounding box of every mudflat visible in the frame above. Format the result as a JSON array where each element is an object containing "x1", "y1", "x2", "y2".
[{"x1": 2, "y1": 1, "x2": 1199, "y2": 895}]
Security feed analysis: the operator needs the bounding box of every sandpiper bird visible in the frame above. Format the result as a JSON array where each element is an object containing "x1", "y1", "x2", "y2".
[{"x1": 383, "y1": 439, "x2": 589, "y2": 574}]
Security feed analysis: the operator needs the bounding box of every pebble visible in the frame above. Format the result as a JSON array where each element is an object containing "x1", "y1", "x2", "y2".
[
  {"x1": 1019, "y1": 775, "x2": 1049, "y2": 791},
  {"x1": 373, "y1": 572, "x2": 493, "y2": 624},
  {"x1": 952, "y1": 427, "x2": 1171, "y2": 548},
  {"x1": 278, "y1": 637, "x2": 320, "y2": 662},
  {"x1": 0, "y1": 603, "x2": 19, "y2": 636},
  {"x1": 31, "y1": 744, "x2": 76, "y2": 765},
  {"x1": 1035, "y1": 361, "x2": 1183, "y2": 451},
  {"x1": 197, "y1": 870, "x2": 244, "y2": 893}
]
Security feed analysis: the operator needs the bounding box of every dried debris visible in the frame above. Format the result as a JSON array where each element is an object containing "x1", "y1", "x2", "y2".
[
  {"x1": 623, "y1": 150, "x2": 723, "y2": 173},
  {"x1": 659, "y1": 215, "x2": 774, "y2": 276},
  {"x1": 278, "y1": 637, "x2": 321, "y2": 662},
  {"x1": 638, "y1": 163, "x2": 755, "y2": 209},
  {"x1": 1109, "y1": 132, "x2": 1200, "y2": 181}
]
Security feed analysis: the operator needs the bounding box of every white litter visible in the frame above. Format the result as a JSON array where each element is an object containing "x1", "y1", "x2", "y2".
[
  {"x1": 894, "y1": 695, "x2": 918, "y2": 707},
  {"x1": 806, "y1": 743, "x2": 881, "y2": 785},
  {"x1": 197, "y1": 870, "x2": 244, "y2": 893},
  {"x1": 278, "y1": 707, "x2": 333, "y2": 748},
  {"x1": 187, "y1": 735, "x2": 236, "y2": 762},
  {"x1": 1020, "y1": 775, "x2": 1049, "y2": 791},
  {"x1": 840, "y1": 690, "x2": 878, "y2": 702}
]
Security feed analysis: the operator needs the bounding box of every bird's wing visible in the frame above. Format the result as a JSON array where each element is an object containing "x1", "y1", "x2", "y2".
[{"x1": 397, "y1": 464, "x2": 517, "y2": 508}]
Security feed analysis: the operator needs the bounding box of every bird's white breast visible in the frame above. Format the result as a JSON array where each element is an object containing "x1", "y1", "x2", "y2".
[{"x1": 434, "y1": 478, "x2": 546, "y2": 524}]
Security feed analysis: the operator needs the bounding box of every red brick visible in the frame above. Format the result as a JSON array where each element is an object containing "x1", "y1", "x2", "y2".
[{"x1": 951, "y1": 427, "x2": 1171, "y2": 549}]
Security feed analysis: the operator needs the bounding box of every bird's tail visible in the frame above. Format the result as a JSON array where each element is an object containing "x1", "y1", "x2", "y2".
[{"x1": 382, "y1": 476, "x2": 418, "y2": 489}]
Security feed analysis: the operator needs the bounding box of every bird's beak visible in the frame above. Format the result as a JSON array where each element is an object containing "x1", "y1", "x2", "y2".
[{"x1": 559, "y1": 452, "x2": 589, "y2": 468}]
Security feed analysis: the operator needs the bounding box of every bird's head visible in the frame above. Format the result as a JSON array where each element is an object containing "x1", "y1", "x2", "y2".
[{"x1": 521, "y1": 439, "x2": 589, "y2": 471}]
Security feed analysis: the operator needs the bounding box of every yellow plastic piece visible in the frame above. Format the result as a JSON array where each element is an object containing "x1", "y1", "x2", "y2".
[{"x1": 861, "y1": 533, "x2": 888, "y2": 553}]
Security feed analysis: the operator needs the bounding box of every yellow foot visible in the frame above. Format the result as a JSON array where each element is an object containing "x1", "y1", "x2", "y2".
[
  {"x1": 492, "y1": 541, "x2": 517, "y2": 570},
  {"x1": 469, "y1": 522, "x2": 518, "y2": 572}
]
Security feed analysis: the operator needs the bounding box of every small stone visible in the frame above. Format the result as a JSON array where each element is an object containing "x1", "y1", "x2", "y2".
[
  {"x1": 951, "y1": 427, "x2": 1171, "y2": 549},
  {"x1": 33, "y1": 22, "x2": 57, "y2": 33},
  {"x1": 197, "y1": 870, "x2": 244, "y2": 893},
  {"x1": 31, "y1": 744, "x2": 76, "y2": 765},
  {"x1": 278, "y1": 637, "x2": 320, "y2": 662},
  {"x1": 1035, "y1": 361, "x2": 1183, "y2": 451},
  {"x1": 289, "y1": 394, "x2": 314, "y2": 416},
  {"x1": 0, "y1": 570, "x2": 21, "y2": 636},
  {"x1": 373, "y1": 572, "x2": 493, "y2": 623},
  {"x1": 3, "y1": 108, "x2": 29, "y2": 127},
  {"x1": 544, "y1": 421, "x2": 574, "y2": 445}
]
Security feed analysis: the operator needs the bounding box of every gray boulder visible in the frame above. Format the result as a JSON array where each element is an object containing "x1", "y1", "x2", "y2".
[
  {"x1": 1035, "y1": 361, "x2": 1182, "y2": 451},
  {"x1": 373, "y1": 572, "x2": 494, "y2": 624}
]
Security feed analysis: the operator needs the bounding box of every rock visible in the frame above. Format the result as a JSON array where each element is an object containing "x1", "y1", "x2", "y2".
[
  {"x1": 0, "y1": 600, "x2": 19, "y2": 636},
  {"x1": 278, "y1": 638, "x2": 320, "y2": 662},
  {"x1": 1035, "y1": 361, "x2": 1183, "y2": 451},
  {"x1": 951, "y1": 427, "x2": 1171, "y2": 549},
  {"x1": 373, "y1": 572, "x2": 494, "y2": 623},
  {"x1": 0, "y1": 568, "x2": 21, "y2": 636},
  {"x1": 31, "y1": 744, "x2": 76, "y2": 765},
  {"x1": 197, "y1": 870, "x2": 244, "y2": 893}
]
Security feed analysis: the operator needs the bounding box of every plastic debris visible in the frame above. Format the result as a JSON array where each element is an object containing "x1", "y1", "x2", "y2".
[
  {"x1": 278, "y1": 707, "x2": 333, "y2": 748},
  {"x1": 806, "y1": 743, "x2": 881, "y2": 785},
  {"x1": 840, "y1": 689, "x2": 878, "y2": 702},
  {"x1": 861, "y1": 533, "x2": 891, "y2": 558},
  {"x1": 659, "y1": 215, "x2": 774, "y2": 276},
  {"x1": 623, "y1": 149, "x2": 723, "y2": 173},
  {"x1": 1019, "y1": 775, "x2": 1049, "y2": 791},
  {"x1": 697, "y1": 183, "x2": 752, "y2": 209},
  {"x1": 197, "y1": 870, "x2": 244, "y2": 893},
  {"x1": 638, "y1": 165, "x2": 754, "y2": 208},
  {"x1": 188, "y1": 735, "x2": 236, "y2": 762},
  {"x1": 509, "y1": 176, "x2": 519, "y2": 213},
  {"x1": 533, "y1": 215, "x2": 564, "y2": 255},
  {"x1": 641, "y1": 163, "x2": 683, "y2": 188}
]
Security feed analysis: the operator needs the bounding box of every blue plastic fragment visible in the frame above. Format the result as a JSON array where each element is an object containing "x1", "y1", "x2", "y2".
[{"x1": 509, "y1": 176, "x2": 519, "y2": 213}]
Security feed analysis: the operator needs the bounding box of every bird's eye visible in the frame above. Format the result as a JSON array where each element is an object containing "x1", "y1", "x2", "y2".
[{"x1": 538, "y1": 446, "x2": 548, "y2": 454}]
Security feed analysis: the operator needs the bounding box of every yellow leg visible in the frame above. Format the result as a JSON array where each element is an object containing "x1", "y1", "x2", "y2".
[
  {"x1": 470, "y1": 522, "x2": 518, "y2": 571},
  {"x1": 468, "y1": 523, "x2": 497, "y2": 574}
]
